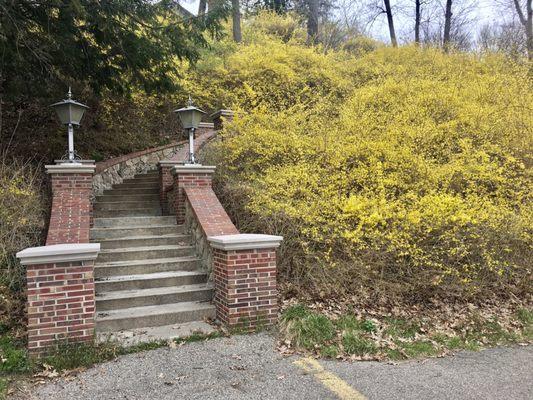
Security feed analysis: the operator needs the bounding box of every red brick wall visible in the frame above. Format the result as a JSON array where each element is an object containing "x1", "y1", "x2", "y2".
[
  {"x1": 213, "y1": 248, "x2": 278, "y2": 329},
  {"x1": 26, "y1": 260, "x2": 95, "y2": 354},
  {"x1": 173, "y1": 172, "x2": 214, "y2": 224},
  {"x1": 46, "y1": 172, "x2": 93, "y2": 245},
  {"x1": 159, "y1": 165, "x2": 175, "y2": 215},
  {"x1": 185, "y1": 187, "x2": 239, "y2": 236}
]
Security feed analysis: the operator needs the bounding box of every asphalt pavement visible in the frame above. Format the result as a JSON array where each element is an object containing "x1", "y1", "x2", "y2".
[{"x1": 16, "y1": 333, "x2": 533, "y2": 400}]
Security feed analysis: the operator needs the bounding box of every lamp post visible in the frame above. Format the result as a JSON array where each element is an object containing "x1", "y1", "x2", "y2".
[
  {"x1": 50, "y1": 88, "x2": 89, "y2": 163},
  {"x1": 174, "y1": 97, "x2": 206, "y2": 164}
]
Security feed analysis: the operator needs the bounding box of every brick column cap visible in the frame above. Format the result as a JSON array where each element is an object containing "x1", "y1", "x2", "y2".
[
  {"x1": 172, "y1": 164, "x2": 216, "y2": 175},
  {"x1": 208, "y1": 234, "x2": 283, "y2": 251},
  {"x1": 16, "y1": 243, "x2": 100, "y2": 265},
  {"x1": 45, "y1": 163, "x2": 96, "y2": 174},
  {"x1": 210, "y1": 109, "x2": 234, "y2": 120}
]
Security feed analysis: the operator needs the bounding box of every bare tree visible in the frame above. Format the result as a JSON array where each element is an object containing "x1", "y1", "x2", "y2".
[
  {"x1": 198, "y1": 0, "x2": 207, "y2": 15},
  {"x1": 415, "y1": 0, "x2": 421, "y2": 43},
  {"x1": 307, "y1": 0, "x2": 320, "y2": 43},
  {"x1": 478, "y1": 21, "x2": 527, "y2": 57},
  {"x1": 383, "y1": 0, "x2": 398, "y2": 46},
  {"x1": 443, "y1": 0, "x2": 453, "y2": 50},
  {"x1": 232, "y1": 0, "x2": 242, "y2": 42},
  {"x1": 510, "y1": 0, "x2": 532, "y2": 59}
]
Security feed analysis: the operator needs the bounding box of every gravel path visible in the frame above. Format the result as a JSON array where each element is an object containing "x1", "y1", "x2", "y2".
[{"x1": 16, "y1": 333, "x2": 533, "y2": 400}]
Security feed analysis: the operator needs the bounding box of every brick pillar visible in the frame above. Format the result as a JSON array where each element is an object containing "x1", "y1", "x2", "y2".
[
  {"x1": 172, "y1": 165, "x2": 216, "y2": 224},
  {"x1": 211, "y1": 109, "x2": 234, "y2": 131},
  {"x1": 158, "y1": 160, "x2": 181, "y2": 215},
  {"x1": 45, "y1": 163, "x2": 95, "y2": 245},
  {"x1": 16, "y1": 243, "x2": 100, "y2": 354},
  {"x1": 208, "y1": 234, "x2": 283, "y2": 330}
]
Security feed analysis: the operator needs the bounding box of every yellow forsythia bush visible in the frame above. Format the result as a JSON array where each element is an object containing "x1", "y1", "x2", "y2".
[{"x1": 192, "y1": 13, "x2": 532, "y2": 298}]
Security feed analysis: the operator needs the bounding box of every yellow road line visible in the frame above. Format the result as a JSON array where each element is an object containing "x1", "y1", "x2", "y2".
[{"x1": 293, "y1": 357, "x2": 367, "y2": 400}]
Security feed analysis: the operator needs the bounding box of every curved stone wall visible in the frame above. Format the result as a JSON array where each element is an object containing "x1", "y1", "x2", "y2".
[{"x1": 92, "y1": 141, "x2": 186, "y2": 196}]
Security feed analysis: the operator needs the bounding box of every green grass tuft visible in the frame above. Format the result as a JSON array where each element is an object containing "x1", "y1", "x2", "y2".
[
  {"x1": 342, "y1": 332, "x2": 377, "y2": 356},
  {"x1": 281, "y1": 306, "x2": 335, "y2": 350}
]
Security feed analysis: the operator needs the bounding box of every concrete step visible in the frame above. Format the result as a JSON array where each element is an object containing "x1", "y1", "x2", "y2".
[
  {"x1": 90, "y1": 224, "x2": 183, "y2": 240},
  {"x1": 93, "y1": 209, "x2": 162, "y2": 218},
  {"x1": 93, "y1": 216, "x2": 177, "y2": 228},
  {"x1": 96, "y1": 194, "x2": 160, "y2": 203},
  {"x1": 97, "y1": 234, "x2": 190, "y2": 250},
  {"x1": 96, "y1": 321, "x2": 215, "y2": 347},
  {"x1": 96, "y1": 284, "x2": 214, "y2": 311},
  {"x1": 122, "y1": 177, "x2": 159, "y2": 184},
  {"x1": 95, "y1": 271, "x2": 207, "y2": 292},
  {"x1": 112, "y1": 183, "x2": 159, "y2": 190},
  {"x1": 98, "y1": 245, "x2": 195, "y2": 263},
  {"x1": 96, "y1": 301, "x2": 215, "y2": 332},
  {"x1": 93, "y1": 201, "x2": 161, "y2": 211},
  {"x1": 103, "y1": 188, "x2": 159, "y2": 195},
  {"x1": 134, "y1": 172, "x2": 158, "y2": 179},
  {"x1": 95, "y1": 256, "x2": 200, "y2": 278}
]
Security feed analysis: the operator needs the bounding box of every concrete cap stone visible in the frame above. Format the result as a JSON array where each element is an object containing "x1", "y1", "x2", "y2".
[
  {"x1": 199, "y1": 122, "x2": 215, "y2": 128},
  {"x1": 46, "y1": 163, "x2": 96, "y2": 174},
  {"x1": 172, "y1": 164, "x2": 216, "y2": 175},
  {"x1": 17, "y1": 243, "x2": 100, "y2": 265},
  {"x1": 159, "y1": 160, "x2": 185, "y2": 167},
  {"x1": 210, "y1": 109, "x2": 234, "y2": 119},
  {"x1": 208, "y1": 234, "x2": 283, "y2": 251}
]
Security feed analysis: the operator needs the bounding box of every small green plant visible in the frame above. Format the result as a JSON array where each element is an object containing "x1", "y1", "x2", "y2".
[
  {"x1": 0, "y1": 335, "x2": 30, "y2": 373},
  {"x1": 361, "y1": 320, "x2": 377, "y2": 333}
]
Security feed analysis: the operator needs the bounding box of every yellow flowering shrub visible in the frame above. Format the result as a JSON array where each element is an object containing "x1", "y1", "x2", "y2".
[
  {"x1": 0, "y1": 158, "x2": 46, "y2": 330},
  {"x1": 196, "y1": 13, "x2": 532, "y2": 298}
]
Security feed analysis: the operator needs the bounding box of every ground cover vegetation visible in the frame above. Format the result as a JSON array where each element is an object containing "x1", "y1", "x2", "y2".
[{"x1": 0, "y1": 1, "x2": 531, "y2": 386}]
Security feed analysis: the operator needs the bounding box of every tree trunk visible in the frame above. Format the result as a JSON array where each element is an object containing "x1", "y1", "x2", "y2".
[
  {"x1": 307, "y1": 0, "x2": 319, "y2": 44},
  {"x1": 198, "y1": 0, "x2": 207, "y2": 15},
  {"x1": 526, "y1": 0, "x2": 533, "y2": 61},
  {"x1": 383, "y1": 0, "x2": 397, "y2": 47},
  {"x1": 513, "y1": 0, "x2": 532, "y2": 60},
  {"x1": 443, "y1": 0, "x2": 453, "y2": 51},
  {"x1": 232, "y1": 0, "x2": 242, "y2": 43},
  {"x1": 415, "y1": 0, "x2": 421, "y2": 44}
]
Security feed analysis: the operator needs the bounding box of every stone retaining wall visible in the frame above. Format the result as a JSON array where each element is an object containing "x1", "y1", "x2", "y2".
[{"x1": 92, "y1": 141, "x2": 186, "y2": 196}]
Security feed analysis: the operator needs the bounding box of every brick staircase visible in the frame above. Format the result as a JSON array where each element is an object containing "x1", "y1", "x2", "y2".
[{"x1": 91, "y1": 170, "x2": 215, "y2": 339}]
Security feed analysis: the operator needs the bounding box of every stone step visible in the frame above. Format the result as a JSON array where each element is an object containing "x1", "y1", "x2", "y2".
[
  {"x1": 93, "y1": 209, "x2": 162, "y2": 218},
  {"x1": 95, "y1": 271, "x2": 207, "y2": 292},
  {"x1": 103, "y1": 188, "x2": 159, "y2": 195},
  {"x1": 98, "y1": 245, "x2": 195, "y2": 263},
  {"x1": 90, "y1": 224, "x2": 183, "y2": 240},
  {"x1": 97, "y1": 234, "x2": 190, "y2": 250},
  {"x1": 93, "y1": 216, "x2": 177, "y2": 228},
  {"x1": 96, "y1": 194, "x2": 160, "y2": 203},
  {"x1": 93, "y1": 201, "x2": 161, "y2": 211},
  {"x1": 96, "y1": 284, "x2": 214, "y2": 311},
  {"x1": 96, "y1": 301, "x2": 215, "y2": 332},
  {"x1": 95, "y1": 256, "x2": 200, "y2": 278}
]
